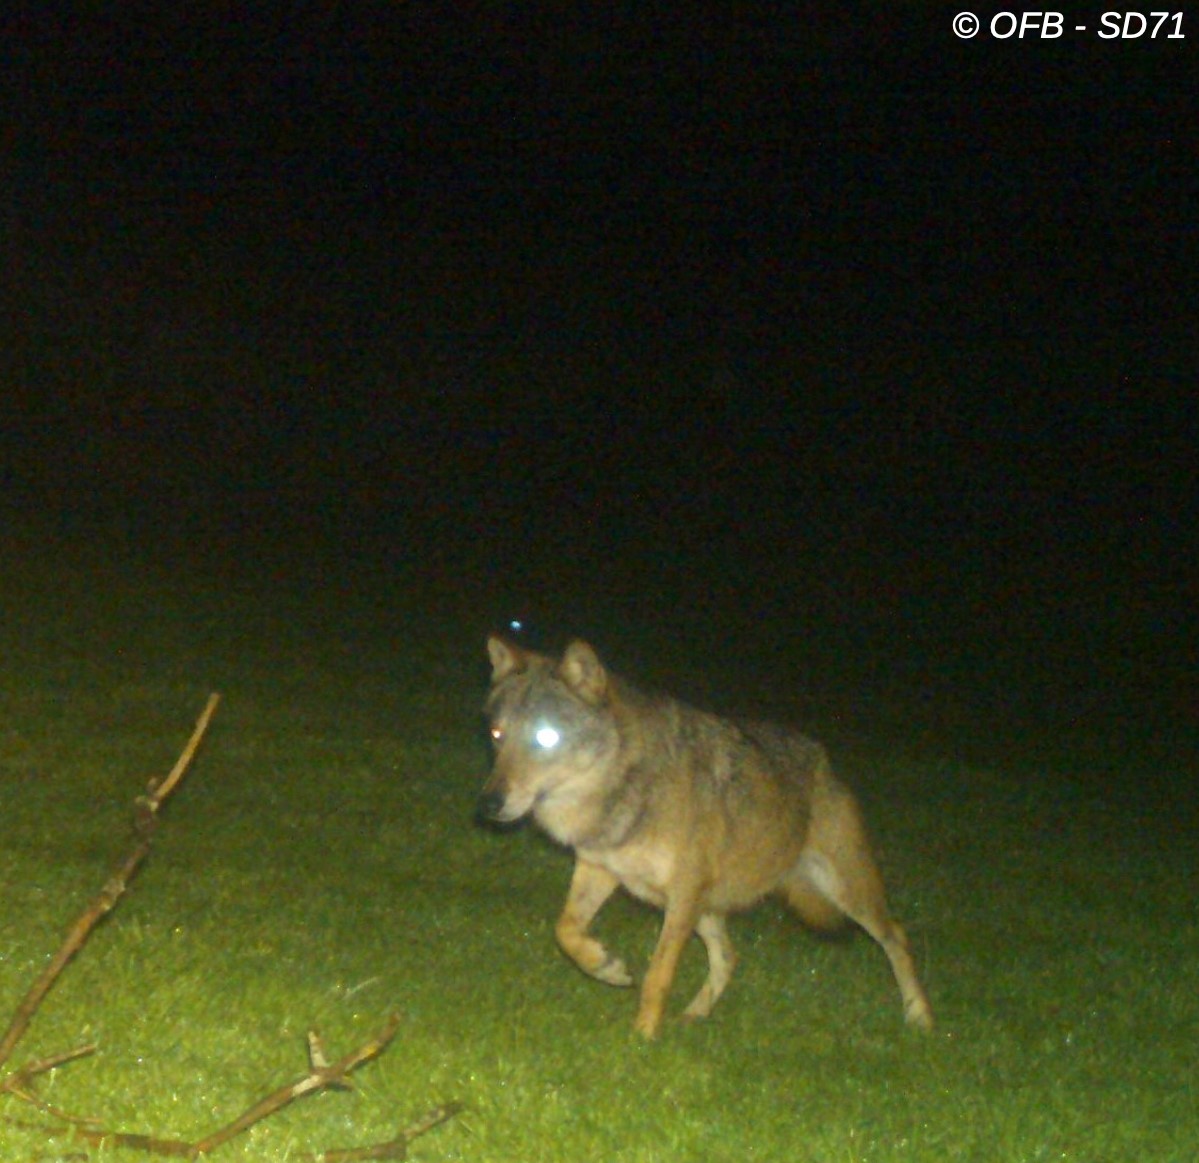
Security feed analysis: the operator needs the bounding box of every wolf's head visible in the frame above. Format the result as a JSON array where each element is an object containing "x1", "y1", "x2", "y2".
[{"x1": 478, "y1": 636, "x2": 620, "y2": 835}]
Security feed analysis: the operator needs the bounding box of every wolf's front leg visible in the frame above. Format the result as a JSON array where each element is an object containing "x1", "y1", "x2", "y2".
[
  {"x1": 555, "y1": 859, "x2": 633, "y2": 987},
  {"x1": 636, "y1": 894, "x2": 703, "y2": 1038}
]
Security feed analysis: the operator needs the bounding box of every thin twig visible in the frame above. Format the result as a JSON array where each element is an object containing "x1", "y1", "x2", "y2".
[
  {"x1": 2, "y1": 1083, "x2": 102, "y2": 1129},
  {"x1": 1, "y1": 1044, "x2": 100, "y2": 1125},
  {"x1": 12, "y1": 1044, "x2": 97, "y2": 1080},
  {"x1": 304, "y1": 1102, "x2": 464, "y2": 1162},
  {"x1": 72, "y1": 1128, "x2": 196, "y2": 1157},
  {"x1": 145, "y1": 693, "x2": 222, "y2": 812}
]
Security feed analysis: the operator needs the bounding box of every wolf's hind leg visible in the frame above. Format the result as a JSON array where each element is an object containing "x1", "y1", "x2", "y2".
[
  {"x1": 556, "y1": 859, "x2": 634, "y2": 987},
  {"x1": 683, "y1": 913, "x2": 737, "y2": 1020},
  {"x1": 796, "y1": 849, "x2": 934, "y2": 1031}
]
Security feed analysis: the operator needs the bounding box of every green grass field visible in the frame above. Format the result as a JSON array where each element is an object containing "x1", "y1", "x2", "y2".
[{"x1": 0, "y1": 534, "x2": 1194, "y2": 1161}]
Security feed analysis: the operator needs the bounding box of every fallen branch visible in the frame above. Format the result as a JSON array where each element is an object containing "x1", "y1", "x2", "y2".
[
  {"x1": 0, "y1": 694, "x2": 221, "y2": 1075},
  {"x1": 14, "y1": 1018, "x2": 459, "y2": 1159},
  {"x1": 192, "y1": 1013, "x2": 402, "y2": 1155},
  {"x1": 61, "y1": 1015, "x2": 433, "y2": 1158}
]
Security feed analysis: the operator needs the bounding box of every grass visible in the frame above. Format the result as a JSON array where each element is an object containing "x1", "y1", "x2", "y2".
[{"x1": 0, "y1": 532, "x2": 1194, "y2": 1161}]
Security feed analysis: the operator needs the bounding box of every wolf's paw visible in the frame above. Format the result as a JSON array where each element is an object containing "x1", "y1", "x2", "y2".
[
  {"x1": 592, "y1": 954, "x2": 634, "y2": 988},
  {"x1": 905, "y1": 1000, "x2": 935, "y2": 1032},
  {"x1": 634, "y1": 1005, "x2": 663, "y2": 1040}
]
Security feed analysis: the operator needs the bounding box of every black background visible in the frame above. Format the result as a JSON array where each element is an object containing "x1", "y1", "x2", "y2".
[{"x1": 3, "y1": 5, "x2": 1194, "y2": 772}]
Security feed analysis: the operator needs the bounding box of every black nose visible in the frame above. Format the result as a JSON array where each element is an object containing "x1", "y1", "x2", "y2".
[{"x1": 476, "y1": 788, "x2": 508, "y2": 822}]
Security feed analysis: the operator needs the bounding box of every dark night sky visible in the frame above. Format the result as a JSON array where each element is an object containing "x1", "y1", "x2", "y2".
[{"x1": 1, "y1": 6, "x2": 1195, "y2": 761}]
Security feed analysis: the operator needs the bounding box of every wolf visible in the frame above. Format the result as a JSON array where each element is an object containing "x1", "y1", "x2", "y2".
[{"x1": 478, "y1": 636, "x2": 934, "y2": 1039}]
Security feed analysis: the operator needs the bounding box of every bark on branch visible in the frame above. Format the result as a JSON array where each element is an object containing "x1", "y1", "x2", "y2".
[{"x1": 0, "y1": 694, "x2": 221, "y2": 1074}]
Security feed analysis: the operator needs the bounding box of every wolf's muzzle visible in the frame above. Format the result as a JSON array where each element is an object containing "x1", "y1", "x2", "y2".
[
  {"x1": 476, "y1": 784, "x2": 532, "y2": 830},
  {"x1": 476, "y1": 788, "x2": 508, "y2": 821}
]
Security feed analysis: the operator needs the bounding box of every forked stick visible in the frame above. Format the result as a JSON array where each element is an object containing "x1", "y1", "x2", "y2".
[
  {"x1": 63, "y1": 1015, "x2": 420, "y2": 1158},
  {"x1": 0, "y1": 694, "x2": 221, "y2": 1074},
  {"x1": 17, "y1": 1018, "x2": 458, "y2": 1159},
  {"x1": 189, "y1": 1015, "x2": 402, "y2": 1155}
]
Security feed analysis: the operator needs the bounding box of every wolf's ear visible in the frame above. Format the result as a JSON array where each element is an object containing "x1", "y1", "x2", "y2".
[
  {"x1": 487, "y1": 635, "x2": 524, "y2": 681},
  {"x1": 559, "y1": 640, "x2": 608, "y2": 703}
]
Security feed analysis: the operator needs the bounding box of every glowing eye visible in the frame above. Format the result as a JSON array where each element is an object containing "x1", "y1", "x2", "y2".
[
  {"x1": 490, "y1": 726, "x2": 504, "y2": 743},
  {"x1": 534, "y1": 726, "x2": 561, "y2": 750}
]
